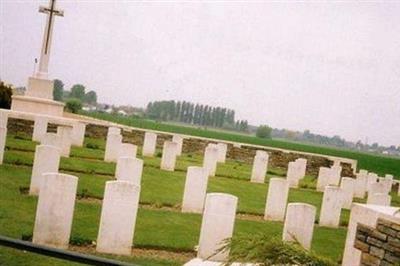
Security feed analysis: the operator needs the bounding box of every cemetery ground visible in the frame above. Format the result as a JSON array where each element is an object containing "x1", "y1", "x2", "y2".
[
  {"x1": 84, "y1": 111, "x2": 400, "y2": 178},
  {"x1": 1, "y1": 134, "x2": 400, "y2": 265}
]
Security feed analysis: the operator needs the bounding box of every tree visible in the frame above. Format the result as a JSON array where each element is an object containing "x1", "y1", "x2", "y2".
[
  {"x1": 84, "y1": 90, "x2": 97, "y2": 105},
  {"x1": 256, "y1": 125, "x2": 272, "y2": 139},
  {"x1": 53, "y1": 79, "x2": 64, "y2": 101},
  {"x1": 70, "y1": 84, "x2": 86, "y2": 101},
  {"x1": 65, "y1": 98, "x2": 82, "y2": 113},
  {"x1": 0, "y1": 81, "x2": 12, "y2": 109}
]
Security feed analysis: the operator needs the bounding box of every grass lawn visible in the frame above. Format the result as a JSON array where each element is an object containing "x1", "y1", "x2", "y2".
[{"x1": 2, "y1": 134, "x2": 399, "y2": 265}]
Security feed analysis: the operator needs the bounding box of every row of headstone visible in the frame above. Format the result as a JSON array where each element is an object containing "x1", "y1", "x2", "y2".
[{"x1": 32, "y1": 141, "x2": 144, "y2": 255}]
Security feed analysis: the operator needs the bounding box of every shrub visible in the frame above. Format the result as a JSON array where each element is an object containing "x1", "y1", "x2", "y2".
[
  {"x1": 0, "y1": 81, "x2": 12, "y2": 109},
  {"x1": 220, "y1": 234, "x2": 335, "y2": 266},
  {"x1": 256, "y1": 125, "x2": 272, "y2": 139},
  {"x1": 65, "y1": 98, "x2": 82, "y2": 113},
  {"x1": 86, "y1": 142, "x2": 99, "y2": 149}
]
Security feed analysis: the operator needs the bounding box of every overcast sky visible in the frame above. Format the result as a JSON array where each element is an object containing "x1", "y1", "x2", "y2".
[{"x1": 1, "y1": 1, "x2": 399, "y2": 146}]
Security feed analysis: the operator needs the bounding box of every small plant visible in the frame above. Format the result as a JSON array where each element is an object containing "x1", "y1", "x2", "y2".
[
  {"x1": 69, "y1": 236, "x2": 93, "y2": 246},
  {"x1": 19, "y1": 186, "x2": 29, "y2": 194},
  {"x1": 21, "y1": 234, "x2": 32, "y2": 241},
  {"x1": 219, "y1": 234, "x2": 335, "y2": 266},
  {"x1": 156, "y1": 152, "x2": 162, "y2": 158},
  {"x1": 77, "y1": 189, "x2": 90, "y2": 199},
  {"x1": 14, "y1": 159, "x2": 24, "y2": 166},
  {"x1": 86, "y1": 142, "x2": 99, "y2": 149}
]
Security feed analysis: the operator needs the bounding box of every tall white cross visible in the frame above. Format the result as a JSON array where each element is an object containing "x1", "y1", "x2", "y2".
[{"x1": 36, "y1": 0, "x2": 64, "y2": 79}]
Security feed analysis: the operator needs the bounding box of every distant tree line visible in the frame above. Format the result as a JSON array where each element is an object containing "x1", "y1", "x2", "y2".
[{"x1": 145, "y1": 100, "x2": 248, "y2": 132}]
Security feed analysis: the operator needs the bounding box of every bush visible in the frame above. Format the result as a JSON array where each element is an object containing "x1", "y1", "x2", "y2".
[
  {"x1": 256, "y1": 125, "x2": 272, "y2": 139},
  {"x1": 221, "y1": 234, "x2": 335, "y2": 266},
  {"x1": 86, "y1": 142, "x2": 99, "y2": 149},
  {"x1": 65, "y1": 98, "x2": 82, "y2": 113},
  {"x1": 0, "y1": 81, "x2": 12, "y2": 109}
]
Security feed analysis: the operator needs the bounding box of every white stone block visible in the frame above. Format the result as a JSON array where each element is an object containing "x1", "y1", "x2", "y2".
[
  {"x1": 283, "y1": 203, "x2": 316, "y2": 250},
  {"x1": 330, "y1": 166, "x2": 342, "y2": 186},
  {"x1": 340, "y1": 177, "x2": 355, "y2": 209},
  {"x1": 203, "y1": 145, "x2": 219, "y2": 177},
  {"x1": 182, "y1": 166, "x2": 209, "y2": 213},
  {"x1": 216, "y1": 143, "x2": 228, "y2": 163},
  {"x1": 342, "y1": 204, "x2": 400, "y2": 266},
  {"x1": 119, "y1": 143, "x2": 137, "y2": 158},
  {"x1": 57, "y1": 126, "x2": 72, "y2": 157},
  {"x1": 104, "y1": 133, "x2": 122, "y2": 162},
  {"x1": 287, "y1": 161, "x2": 302, "y2": 188},
  {"x1": 0, "y1": 127, "x2": 6, "y2": 164},
  {"x1": 0, "y1": 111, "x2": 8, "y2": 127},
  {"x1": 32, "y1": 173, "x2": 78, "y2": 249},
  {"x1": 96, "y1": 181, "x2": 140, "y2": 255},
  {"x1": 107, "y1": 127, "x2": 121, "y2": 136},
  {"x1": 32, "y1": 116, "x2": 48, "y2": 142},
  {"x1": 256, "y1": 150, "x2": 268, "y2": 158},
  {"x1": 264, "y1": 178, "x2": 289, "y2": 221},
  {"x1": 250, "y1": 154, "x2": 269, "y2": 183},
  {"x1": 319, "y1": 186, "x2": 344, "y2": 228},
  {"x1": 71, "y1": 122, "x2": 86, "y2": 147},
  {"x1": 142, "y1": 132, "x2": 157, "y2": 157},
  {"x1": 161, "y1": 141, "x2": 178, "y2": 171},
  {"x1": 29, "y1": 145, "x2": 61, "y2": 195},
  {"x1": 367, "y1": 193, "x2": 391, "y2": 206},
  {"x1": 354, "y1": 172, "x2": 368, "y2": 199},
  {"x1": 115, "y1": 157, "x2": 143, "y2": 186},
  {"x1": 172, "y1": 135, "x2": 184, "y2": 156},
  {"x1": 198, "y1": 193, "x2": 238, "y2": 262}
]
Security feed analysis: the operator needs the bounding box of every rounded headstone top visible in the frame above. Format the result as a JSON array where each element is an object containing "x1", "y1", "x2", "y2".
[{"x1": 204, "y1": 193, "x2": 238, "y2": 216}]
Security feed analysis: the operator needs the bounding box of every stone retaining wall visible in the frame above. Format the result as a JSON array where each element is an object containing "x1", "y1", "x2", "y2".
[
  {"x1": 7, "y1": 118, "x2": 354, "y2": 177},
  {"x1": 354, "y1": 218, "x2": 400, "y2": 265}
]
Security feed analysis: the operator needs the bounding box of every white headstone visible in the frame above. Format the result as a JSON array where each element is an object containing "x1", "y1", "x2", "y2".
[
  {"x1": 340, "y1": 177, "x2": 355, "y2": 209},
  {"x1": 115, "y1": 157, "x2": 143, "y2": 186},
  {"x1": 71, "y1": 122, "x2": 86, "y2": 147},
  {"x1": 104, "y1": 133, "x2": 122, "y2": 162},
  {"x1": 29, "y1": 145, "x2": 61, "y2": 195},
  {"x1": 316, "y1": 167, "x2": 331, "y2": 192},
  {"x1": 330, "y1": 166, "x2": 342, "y2": 186},
  {"x1": 319, "y1": 186, "x2": 344, "y2": 228},
  {"x1": 96, "y1": 181, "x2": 140, "y2": 255},
  {"x1": 57, "y1": 126, "x2": 72, "y2": 157},
  {"x1": 0, "y1": 111, "x2": 8, "y2": 127},
  {"x1": 32, "y1": 173, "x2": 78, "y2": 249},
  {"x1": 367, "y1": 193, "x2": 391, "y2": 206},
  {"x1": 40, "y1": 132, "x2": 62, "y2": 148},
  {"x1": 264, "y1": 178, "x2": 289, "y2": 221},
  {"x1": 172, "y1": 135, "x2": 184, "y2": 156},
  {"x1": 367, "y1": 173, "x2": 378, "y2": 191},
  {"x1": 216, "y1": 143, "x2": 228, "y2": 163},
  {"x1": 197, "y1": 193, "x2": 238, "y2": 262},
  {"x1": 182, "y1": 166, "x2": 209, "y2": 213},
  {"x1": 32, "y1": 116, "x2": 48, "y2": 142},
  {"x1": 282, "y1": 203, "x2": 316, "y2": 250},
  {"x1": 256, "y1": 150, "x2": 268, "y2": 158},
  {"x1": 142, "y1": 132, "x2": 157, "y2": 157},
  {"x1": 287, "y1": 161, "x2": 302, "y2": 188},
  {"x1": 160, "y1": 141, "x2": 178, "y2": 171},
  {"x1": 295, "y1": 158, "x2": 307, "y2": 179},
  {"x1": 354, "y1": 172, "x2": 368, "y2": 199},
  {"x1": 203, "y1": 144, "x2": 219, "y2": 177},
  {"x1": 0, "y1": 127, "x2": 7, "y2": 165},
  {"x1": 119, "y1": 143, "x2": 137, "y2": 158},
  {"x1": 107, "y1": 127, "x2": 121, "y2": 136},
  {"x1": 369, "y1": 182, "x2": 388, "y2": 196},
  {"x1": 250, "y1": 153, "x2": 269, "y2": 183},
  {"x1": 379, "y1": 177, "x2": 393, "y2": 194}
]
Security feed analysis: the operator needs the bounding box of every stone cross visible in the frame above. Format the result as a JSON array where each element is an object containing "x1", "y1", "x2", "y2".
[{"x1": 36, "y1": 0, "x2": 64, "y2": 78}]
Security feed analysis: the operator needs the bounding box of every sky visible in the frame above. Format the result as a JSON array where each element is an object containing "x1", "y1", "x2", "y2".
[{"x1": 1, "y1": 1, "x2": 399, "y2": 146}]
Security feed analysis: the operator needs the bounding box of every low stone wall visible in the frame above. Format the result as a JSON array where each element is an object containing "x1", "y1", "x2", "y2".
[
  {"x1": 354, "y1": 218, "x2": 400, "y2": 265},
  {"x1": 7, "y1": 118, "x2": 354, "y2": 177}
]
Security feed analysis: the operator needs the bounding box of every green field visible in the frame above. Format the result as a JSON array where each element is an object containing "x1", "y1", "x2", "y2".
[
  {"x1": 1, "y1": 133, "x2": 400, "y2": 265},
  {"x1": 83, "y1": 111, "x2": 400, "y2": 178}
]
